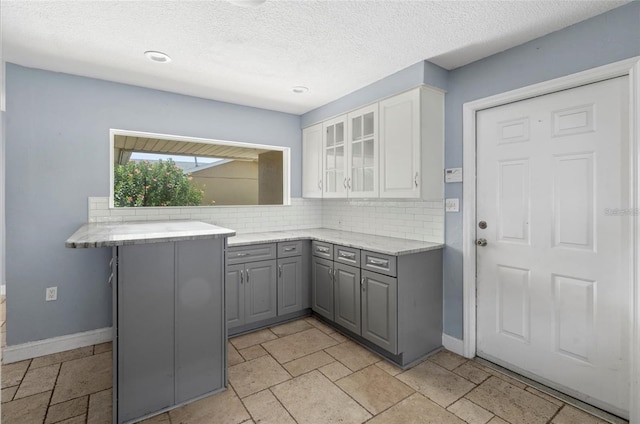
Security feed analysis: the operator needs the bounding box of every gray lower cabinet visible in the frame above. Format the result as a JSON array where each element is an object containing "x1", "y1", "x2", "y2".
[
  {"x1": 115, "y1": 238, "x2": 225, "y2": 424},
  {"x1": 361, "y1": 270, "x2": 397, "y2": 354},
  {"x1": 278, "y1": 256, "x2": 303, "y2": 315},
  {"x1": 333, "y1": 263, "x2": 361, "y2": 334},
  {"x1": 311, "y1": 256, "x2": 334, "y2": 321},
  {"x1": 226, "y1": 259, "x2": 277, "y2": 329}
]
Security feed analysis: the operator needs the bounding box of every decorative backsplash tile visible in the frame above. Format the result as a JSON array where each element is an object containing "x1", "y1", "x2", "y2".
[{"x1": 88, "y1": 197, "x2": 443, "y2": 243}]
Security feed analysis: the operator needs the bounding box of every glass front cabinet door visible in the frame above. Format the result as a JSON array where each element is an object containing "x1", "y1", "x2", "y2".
[
  {"x1": 347, "y1": 104, "x2": 378, "y2": 198},
  {"x1": 322, "y1": 115, "x2": 348, "y2": 198}
]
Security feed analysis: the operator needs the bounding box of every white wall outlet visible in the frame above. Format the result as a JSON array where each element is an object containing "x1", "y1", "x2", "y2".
[
  {"x1": 46, "y1": 286, "x2": 57, "y2": 301},
  {"x1": 445, "y1": 168, "x2": 463, "y2": 183},
  {"x1": 445, "y1": 198, "x2": 460, "y2": 212}
]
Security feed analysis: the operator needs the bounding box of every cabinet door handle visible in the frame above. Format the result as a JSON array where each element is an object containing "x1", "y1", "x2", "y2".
[
  {"x1": 240, "y1": 271, "x2": 244, "y2": 284},
  {"x1": 108, "y1": 273, "x2": 113, "y2": 286},
  {"x1": 328, "y1": 267, "x2": 333, "y2": 279},
  {"x1": 278, "y1": 265, "x2": 282, "y2": 278},
  {"x1": 246, "y1": 270, "x2": 250, "y2": 283},
  {"x1": 109, "y1": 258, "x2": 114, "y2": 268},
  {"x1": 343, "y1": 178, "x2": 348, "y2": 189},
  {"x1": 361, "y1": 277, "x2": 366, "y2": 291},
  {"x1": 318, "y1": 180, "x2": 323, "y2": 190},
  {"x1": 347, "y1": 178, "x2": 352, "y2": 190},
  {"x1": 414, "y1": 172, "x2": 419, "y2": 187}
]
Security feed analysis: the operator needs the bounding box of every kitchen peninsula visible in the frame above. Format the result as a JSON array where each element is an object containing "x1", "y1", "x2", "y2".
[{"x1": 66, "y1": 220, "x2": 235, "y2": 424}]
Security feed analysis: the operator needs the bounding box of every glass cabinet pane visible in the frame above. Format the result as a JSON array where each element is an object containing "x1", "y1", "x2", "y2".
[
  {"x1": 335, "y1": 146, "x2": 344, "y2": 170},
  {"x1": 351, "y1": 142, "x2": 362, "y2": 168},
  {"x1": 352, "y1": 116, "x2": 362, "y2": 141},
  {"x1": 364, "y1": 168, "x2": 374, "y2": 192},
  {"x1": 363, "y1": 112, "x2": 374, "y2": 137},
  {"x1": 336, "y1": 171, "x2": 345, "y2": 193},
  {"x1": 335, "y1": 122, "x2": 344, "y2": 144},
  {"x1": 326, "y1": 171, "x2": 335, "y2": 192},
  {"x1": 363, "y1": 139, "x2": 374, "y2": 167},
  {"x1": 326, "y1": 148, "x2": 335, "y2": 170},
  {"x1": 326, "y1": 126, "x2": 335, "y2": 147},
  {"x1": 352, "y1": 169, "x2": 363, "y2": 192}
]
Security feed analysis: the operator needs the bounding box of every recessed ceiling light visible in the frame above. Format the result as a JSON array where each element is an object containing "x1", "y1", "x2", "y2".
[
  {"x1": 292, "y1": 86, "x2": 309, "y2": 94},
  {"x1": 144, "y1": 51, "x2": 171, "y2": 63},
  {"x1": 227, "y1": 0, "x2": 267, "y2": 7}
]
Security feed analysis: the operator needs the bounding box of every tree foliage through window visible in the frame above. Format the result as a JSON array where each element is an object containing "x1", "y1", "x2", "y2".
[{"x1": 114, "y1": 159, "x2": 205, "y2": 207}]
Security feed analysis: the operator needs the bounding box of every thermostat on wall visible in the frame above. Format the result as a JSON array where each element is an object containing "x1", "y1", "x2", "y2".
[{"x1": 445, "y1": 168, "x2": 463, "y2": 183}]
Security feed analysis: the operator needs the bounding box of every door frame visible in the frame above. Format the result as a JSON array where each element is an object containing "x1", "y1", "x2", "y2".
[{"x1": 462, "y1": 56, "x2": 640, "y2": 422}]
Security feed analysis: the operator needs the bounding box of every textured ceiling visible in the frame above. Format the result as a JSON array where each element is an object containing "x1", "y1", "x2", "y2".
[{"x1": 1, "y1": 1, "x2": 629, "y2": 114}]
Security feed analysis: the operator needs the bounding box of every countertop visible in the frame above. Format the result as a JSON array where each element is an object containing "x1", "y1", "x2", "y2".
[
  {"x1": 66, "y1": 221, "x2": 236, "y2": 248},
  {"x1": 228, "y1": 228, "x2": 443, "y2": 256}
]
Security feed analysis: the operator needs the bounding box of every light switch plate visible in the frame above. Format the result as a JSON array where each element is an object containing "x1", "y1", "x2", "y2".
[
  {"x1": 445, "y1": 168, "x2": 463, "y2": 183},
  {"x1": 445, "y1": 198, "x2": 460, "y2": 212}
]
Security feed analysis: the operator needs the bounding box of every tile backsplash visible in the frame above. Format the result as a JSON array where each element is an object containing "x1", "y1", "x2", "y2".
[
  {"x1": 322, "y1": 199, "x2": 443, "y2": 243},
  {"x1": 88, "y1": 197, "x2": 443, "y2": 243}
]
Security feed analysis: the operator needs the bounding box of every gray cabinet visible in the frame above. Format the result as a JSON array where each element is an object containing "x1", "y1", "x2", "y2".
[
  {"x1": 311, "y1": 256, "x2": 334, "y2": 321},
  {"x1": 278, "y1": 256, "x2": 303, "y2": 315},
  {"x1": 333, "y1": 263, "x2": 361, "y2": 334},
  {"x1": 115, "y1": 238, "x2": 225, "y2": 424},
  {"x1": 361, "y1": 270, "x2": 397, "y2": 354},
  {"x1": 226, "y1": 256, "x2": 277, "y2": 330},
  {"x1": 245, "y1": 260, "x2": 277, "y2": 324}
]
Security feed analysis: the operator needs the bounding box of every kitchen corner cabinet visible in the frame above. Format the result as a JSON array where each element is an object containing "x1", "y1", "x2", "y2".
[
  {"x1": 302, "y1": 123, "x2": 323, "y2": 198},
  {"x1": 311, "y1": 240, "x2": 442, "y2": 367},
  {"x1": 114, "y1": 238, "x2": 225, "y2": 424},
  {"x1": 379, "y1": 86, "x2": 444, "y2": 199}
]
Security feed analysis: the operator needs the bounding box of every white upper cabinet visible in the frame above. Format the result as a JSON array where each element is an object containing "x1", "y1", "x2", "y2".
[
  {"x1": 379, "y1": 86, "x2": 444, "y2": 199},
  {"x1": 302, "y1": 123, "x2": 323, "y2": 198},
  {"x1": 347, "y1": 104, "x2": 378, "y2": 198},
  {"x1": 302, "y1": 85, "x2": 443, "y2": 200},
  {"x1": 322, "y1": 115, "x2": 348, "y2": 198}
]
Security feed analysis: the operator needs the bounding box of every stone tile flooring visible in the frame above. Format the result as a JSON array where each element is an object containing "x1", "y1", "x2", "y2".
[{"x1": 0, "y1": 309, "x2": 624, "y2": 424}]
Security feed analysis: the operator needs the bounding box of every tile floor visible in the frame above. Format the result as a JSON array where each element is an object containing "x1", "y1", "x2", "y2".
[{"x1": 0, "y1": 308, "x2": 622, "y2": 424}]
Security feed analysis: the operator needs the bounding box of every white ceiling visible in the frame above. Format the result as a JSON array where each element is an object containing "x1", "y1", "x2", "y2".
[{"x1": 1, "y1": 0, "x2": 629, "y2": 115}]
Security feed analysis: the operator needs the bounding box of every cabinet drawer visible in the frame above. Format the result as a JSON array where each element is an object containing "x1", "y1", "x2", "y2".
[
  {"x1": 277, "y1": 241, "x2": 303, "y2": 258},
  {"x1": 312, "y1": 241, "x2": 333, "y2": 259},
  {"x1": 361, "y1": 250, "x2": 397, "y2": 277},
  {"x1": 334, "y1": 245, "x2": 360, "y2": 267},
  {"x1": 227, "y1": 244, "x2": 276, "y2": 265}
]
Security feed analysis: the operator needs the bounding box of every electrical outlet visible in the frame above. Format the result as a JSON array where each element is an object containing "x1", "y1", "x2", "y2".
[{"x1": 46, "y1": 287, "x2": 57, "y2": 301}]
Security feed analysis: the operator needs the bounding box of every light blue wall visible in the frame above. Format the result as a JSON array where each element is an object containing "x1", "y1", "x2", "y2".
[
  {"x1": 301, "y1": 61, "x2": 448, "y2": 127},
  {"x1": 442, "y1": 1, "x2": 640, "y2": 338},
  {"x1": 5, "y1": 65, "x2": 301, "y2": 345}
]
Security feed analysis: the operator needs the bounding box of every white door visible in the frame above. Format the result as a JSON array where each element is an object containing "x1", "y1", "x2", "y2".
[{"x1": 476, "y1": 76, "x2": 631, "y2": 418}]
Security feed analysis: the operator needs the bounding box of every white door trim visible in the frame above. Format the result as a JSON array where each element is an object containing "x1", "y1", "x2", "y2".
[{"x1": 462, "y1": 56, "x2": 640, "y2": 422}]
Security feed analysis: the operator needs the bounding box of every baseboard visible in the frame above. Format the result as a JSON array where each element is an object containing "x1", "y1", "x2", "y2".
[
  {"x1": 2, "y1": 327, "x2": 113, "y2": 364},
  {"x1": 442, "y1": 333, "x2": 465, "y2": 356}
]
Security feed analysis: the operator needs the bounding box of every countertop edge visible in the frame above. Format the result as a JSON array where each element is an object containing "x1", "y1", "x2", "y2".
[
  {"x1": 66, "y1": 231, "x2": 236, "y2": 248},
  {"x1": 228, "y1": 231, "x2": 444, "y2": 256}
]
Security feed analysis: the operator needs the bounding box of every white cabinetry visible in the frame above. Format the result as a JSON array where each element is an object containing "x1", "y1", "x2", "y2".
[
  {"x1": 302, "y1": 85, "x2": 443, "y2": 200},
  {"x1": 379, "y1": 86, "x2": 444, "y2": 199},
  {"x1": 302, "y1": 123, "x2": 323, "y2": 198}
]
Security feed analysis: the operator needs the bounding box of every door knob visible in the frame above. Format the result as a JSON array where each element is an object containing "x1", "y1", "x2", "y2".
[{"x1": 476, "y1": 238, "x2": 488, "y2": 247}]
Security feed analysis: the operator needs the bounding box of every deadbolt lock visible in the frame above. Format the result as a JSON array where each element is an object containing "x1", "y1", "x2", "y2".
[{"x1": 478, "y1": 221, "x2": 487, "y2": 229}]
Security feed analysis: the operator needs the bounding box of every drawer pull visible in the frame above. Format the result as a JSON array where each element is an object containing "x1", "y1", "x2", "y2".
[
  {"x1": 338, "y1": 251, "x2": 356, "y2": 260},
  {"x1": 236, "y1": 252, "x2": 249, "y2": 257},
  {"x1": 284, "y1": 247, "x2": 296, "y2": 252},
  {"x1": 367, "y1": 258, "x2": 389, "y2": 267},
  {"x1": 316, "y1": 246, "x2": 330, "y2": 254}
]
